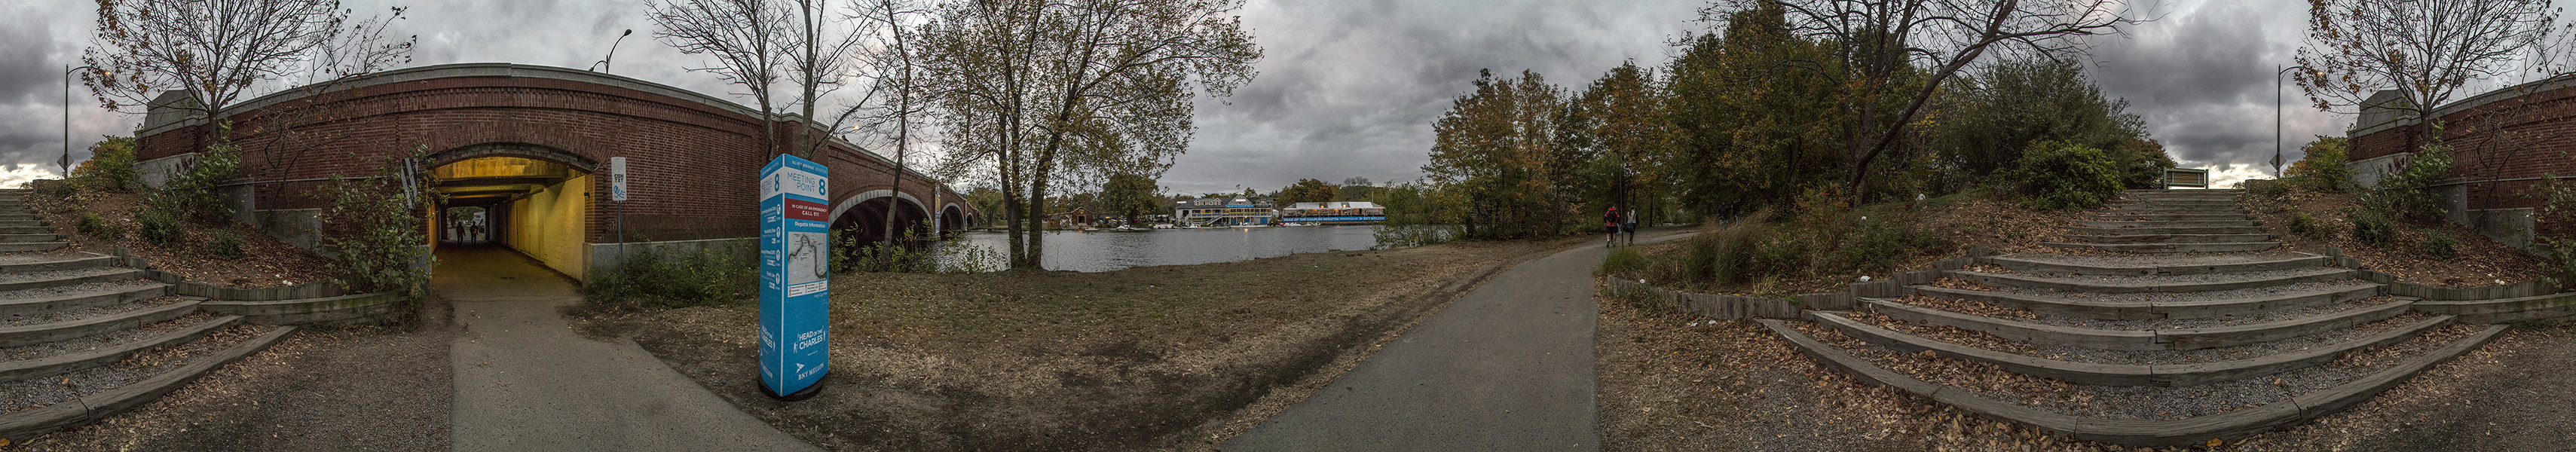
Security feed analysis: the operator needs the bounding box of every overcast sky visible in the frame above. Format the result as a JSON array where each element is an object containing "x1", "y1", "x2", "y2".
[{"x1": 3, "y1": 0, "x2": 2550, "y2": 194}]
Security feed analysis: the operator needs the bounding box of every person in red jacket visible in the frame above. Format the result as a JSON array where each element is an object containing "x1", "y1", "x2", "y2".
[{"x1": 1603, "y1": 206, "x2": 1620, "y2": 248}]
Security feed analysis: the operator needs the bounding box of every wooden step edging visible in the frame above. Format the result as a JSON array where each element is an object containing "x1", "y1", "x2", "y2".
[
  {"x1": 1864, "y1": 298, "x2": 2411, "y2": 350},
  {"x1": 2072, "y1": 220, "x2": 2261, "y2": 229},
  {"x1": 1762, "y1": 319, "x2": 2508, "y2": 447},
  {"x1": 1911, "y1": 284, "x2": 2379, "y2": 320},
  {"x1": 129, "y1": 266, "x2": 347, "y2": 301},
  {"x1": 2413, "y1": 292, "x2": 2576, "y2": 324},
  {"x1": 0, "y1": 325, "x2": 295, "y2": 444},
  {"x1": 2039, "y1": 241, "x2": 2283, "y2": 254},
  {"x1": 1952, "y1": 268, "x2": 2351, "y2": 293},
  {"x1": 0, "y1": 301, "x2": 198, "y2": 347},
  {"x1": 1978, "y1": 252, "x2": 2328, "y2": 276},
  {"x1": 0, "y1": 316, "x2": 243, "y2": 381},
  {"x1": 2056, "y1": 234, "x2": 2275, "y2": 244},
  {"x1": 1807, "y1": 311, "x2": 2451, "y2": 386},
  {"x1": 199, "y1": 292, "x2": 403, "y2": 325},
  {"x1": 0, "y1": 243, "x2": 68, "y2": 253},
  {"x1": 0, "y1": 284, "x2": 169, "y2": 318},
  {"x1": 2060, "y1": 226, "x2": 2266, "y2": 236}
]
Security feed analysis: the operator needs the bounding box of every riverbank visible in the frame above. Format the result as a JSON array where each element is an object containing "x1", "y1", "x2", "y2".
[{"x1": 568, "y1": 237, "x2": 1577, "y2": 451}]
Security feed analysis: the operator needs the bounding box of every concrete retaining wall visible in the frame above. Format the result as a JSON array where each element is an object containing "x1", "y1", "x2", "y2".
[{"x1": 586, "y1": 237, "x2": 758, "y2": 282}]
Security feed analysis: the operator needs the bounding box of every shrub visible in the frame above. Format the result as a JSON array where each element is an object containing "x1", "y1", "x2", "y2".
[
  {"x1": 317, "y1": 149, "x2": 439, "y2": 311},
  {"x1": 145, "y1": 127, "x2": 244, "y2": 224},
  {"x1": 2531, "y1": 172, "x2": 2576, "y2": 289},
  {"x1": 69, "y1": 136, "x2": 140, "y2": 192},
  {"x1": 1599, "y1": 246, "x2": 1647, "y2": 277},
  {"x1": 77, "y1": 212, "x2": 123, "y2": 239},
  {"x1": 2374, "y1": 128, "x2": 2455, "y2": 222},
  {"x1": 2348, "y1": 206, "x2": 2397, "y2": 247},
  {"x1": 2283, "y1": 136, "x2": 2352, "y2": 192},
  {"x1": 587, "y1": 241, "x2": 756, "y2": 308},
  {"x1": 2421, "y1": 231, "x2": 2457, "y2": 259},
  {"x1": 207, "y1": 231, "x2": 246, "y2": 259},
  {"x1": 2008, "y1": 141, "x2": 2125, "y2": 212},
  {"x1": 134, "y1": 209, "x2": 187, "y2": 247},
  {"x1": 2290, "y1": 211, "x2": 2335, "y2": 240}
]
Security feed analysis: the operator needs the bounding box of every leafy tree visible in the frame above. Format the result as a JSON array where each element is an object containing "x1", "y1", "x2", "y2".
[
  {"x1": 1424, "y1": 69, "x2": 1567, "y2": 239},
  {"x1": 1665, "y1": 6, "x2": 1846, "y2": 216},
  {"x1": 925, "y1": 0, "x2": 1260, "y2": 269},
  {"x1": 1575, "y1": 60, "x2": 1669, "y2": 223},
  {"x1": 69, "y1": 136, "x2": 140, "y2": 192},
  {"x1": 1731, "y1": 0, "x2": 2144, "y2": 200},
  {"x1": 1934, "y1": 58, "x2": 2149, "y2": 178},
  {"x1": 2284, "y1": 136, "x2": 2352, "y2": 192},
  {"x1": 1274, "y1": 178, "x2": 1338, "y2": 206},
  {"x1": 1098, "y1": 173, "x2": 1161, "y2": 226}
]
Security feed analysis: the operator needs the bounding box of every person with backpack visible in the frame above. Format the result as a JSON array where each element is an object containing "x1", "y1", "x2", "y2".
[{"x1": 1603, "y1": 206, "x2": 1620, "y2": 248}]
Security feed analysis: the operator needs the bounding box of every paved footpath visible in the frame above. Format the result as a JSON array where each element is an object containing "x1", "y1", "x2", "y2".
[
  {"x1": 1222, "y1": 230, "x2": 1696, "y2": 452},
  {"x1": 439, "y1": 246, "x2": 820, "y2": 452}
]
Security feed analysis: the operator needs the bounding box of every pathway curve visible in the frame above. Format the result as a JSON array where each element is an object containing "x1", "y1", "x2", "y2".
[
  {"x1": 1222, "y1": 230, "x2": 1696, "y2": 451},
  {"x1": 439, "y1": 246, "x2": 819, "y2": 452}
]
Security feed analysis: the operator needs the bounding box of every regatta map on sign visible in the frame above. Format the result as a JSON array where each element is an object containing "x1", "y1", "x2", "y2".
[{"x1": 759, "y1": 154, "x2": 830, "y2": 400}]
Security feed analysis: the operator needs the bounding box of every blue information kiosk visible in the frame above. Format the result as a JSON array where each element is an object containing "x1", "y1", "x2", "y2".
[{"x1": 759, "y1": 154, "x2": 831, "y2": 401}]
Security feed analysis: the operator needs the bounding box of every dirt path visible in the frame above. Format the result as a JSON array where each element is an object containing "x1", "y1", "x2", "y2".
[
  {"x1": 439, "y1": 246, "x2": 817, "y2": 452},
  {"x1": 1221, "y1": 231, "x2": 1696, "y2": 451}
]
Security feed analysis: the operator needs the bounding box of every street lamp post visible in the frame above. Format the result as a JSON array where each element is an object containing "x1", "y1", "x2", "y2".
[
  {"x1": 2275, "y1": 65, "x2": 2318, "y2": 179},
  {"x1": 63, "y1": 65, "x2": 102, "y2": 177},
  {"x1": 591, "y1": 29, "x2": 633, "y2": 73}
]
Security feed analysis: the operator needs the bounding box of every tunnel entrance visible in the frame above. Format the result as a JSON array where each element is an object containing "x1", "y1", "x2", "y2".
[{"x1": 431, "y1": 155, "x2": 594, "y2": 280}]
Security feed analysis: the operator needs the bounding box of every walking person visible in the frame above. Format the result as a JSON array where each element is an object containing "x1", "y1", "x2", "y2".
[
  {"x1": 1622, "y1": 208, "x2": 1638, "y2": 246},
  {"x1": 1603, "y1": 206, "x2": 1620, "y2": 248}
]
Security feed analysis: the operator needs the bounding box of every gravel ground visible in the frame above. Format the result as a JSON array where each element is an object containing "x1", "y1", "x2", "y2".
[
  {"x1": 5, "y1": 324, "x2": 454, "y2": 452},
  {"x1": 2, "y1": 310, "x2": 217, "y2": 362},
  {"x1": 0, "y1": 280, "x2": 156, "y2": 304},
  {"x1": 0, "y1": 253, "x2": 98, "y2": 266},
  {"x1": 1795, "y1": 320, "x2": 2489, "y2": 420},
  {"x1": 0, "y1": 323, "x2": 265, "y2": 414},
  {"x1": 1843, "y1": 309, "x2": 2438, "y2": 365},
  {"x1": 1991, "y1": 251, "x2": 2318, "y2": 268},
  {"x1": 0, "y1": 267, "x2": 128, "y2": 286},
  {"x1": 0, "y1": 294, "x2": 179, "y2": 327}
]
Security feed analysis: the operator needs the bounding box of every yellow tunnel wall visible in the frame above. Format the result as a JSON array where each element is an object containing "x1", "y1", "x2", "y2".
[{"x1": 506, "y1": 173, "x2": 592, "y2": 280}]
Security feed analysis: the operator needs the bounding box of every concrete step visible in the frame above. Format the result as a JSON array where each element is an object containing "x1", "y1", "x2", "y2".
[
  {"x1": 1761, "y1": 318, "x2": 2508, "y2": 447},
  {"x1": 2062, "y1": 225, "x2": 2266, "y2": 236},
  {"x1": 1807, "y1": 310, "x2": 2452, "y2": 386},
  {"x1": 2078, "y1": 213, "x2": 2257, "y2": 221},
  {"x1": 2059, "y1": 234, "x2": 2276, "y2": 244},
  {"x1": 0, "y1": 325, "x2": 295, "y2": 444},
  {"x1": 2097, "y1": 206, "x2": 2249, "y2": 215},
  {"x1": 0, "y1": 268, "x2": 145, "y2": 293},
  {"x1": 0, "y1": 282, "x2": 170, "y2": 318},
  {"x1": 0, "y1": 221, "x2": 48, "y2": 228},
  {"x1": 0, "y1": 300, "x2": 197, "y2": 347},
  {"x1": 1979, "y1": 252, "x2": 2330, "y2": 276},
  {"x1": 2072, "y1": 220, "x2": 2264, "y2": 229},
  {"x1": 1911, "y1": 283, "x2": 2382, "y2": 320},
  {"x1": 0, "y1": 315, "x2": 240, "y2": 381},
  {"x1": 0, "y1": 242, "x2": 69, "y2": 252},
  {"x1": 2125, "y1": 189, "x2": 2244, "y2": 194},
  {"x1": 0, "y1": 227, "x2": 50, "y2": 235},
  {"x1": 2040, "y1": 241, "x2": 2282, "y2": 253},
  {"x1": 1863, "y1": 298, "x2": 2412, "y2": 350},
  {"x1": 1950, "y1": 267, "x2": 2353, "y2": 293}
]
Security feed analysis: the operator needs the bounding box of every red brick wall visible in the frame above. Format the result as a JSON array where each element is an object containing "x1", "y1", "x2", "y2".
[
  {"x1": 136, "y1": 70, "x2": 969, "y2": 243},
  {"x1": 2351, "y1": 83, "x2": 2576, "y2": 240}
]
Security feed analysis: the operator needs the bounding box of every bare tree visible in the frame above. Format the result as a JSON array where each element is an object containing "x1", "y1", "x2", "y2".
[
  {"x1": 849, "y1": 0, "x2": 934, "y2": 263},
  {"x1": 83, "y1": 0, "x2": 364, "y2": 122},
  {"x1": 1731, "y1": 0, "x2": 2145, "y2": 200},
  {"x1": 650, "y1": 0, "x2": 791, "y2": 154},
  {"x1": 924, "y1": 0, "x2": 1260, "y2": 269},
  {"x1": 2296, "y1": 0, "x2": 2568, "y2": 146},
  {"x1": 782, "y1": 0, "x2": 875, "y2": 158},
  {"x1": 262, "y1": 8, "x2": 416, "y2": 182}
]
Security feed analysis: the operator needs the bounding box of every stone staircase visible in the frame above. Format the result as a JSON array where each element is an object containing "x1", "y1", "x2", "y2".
[
  {"x1": 2049, "y1": 188, "x2": 2284, "y2": 253},
  {"x1": 1764, "y1": 189, "x2": 2509, "y2": 447},
  {"x1": 0, "y1": 188, "x2": 296, "y2": 444}
]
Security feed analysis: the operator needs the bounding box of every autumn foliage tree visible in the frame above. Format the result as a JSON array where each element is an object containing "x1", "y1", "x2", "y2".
[{"x1": 1273, "y1": 179, "x2": 1338, "y2": 207}]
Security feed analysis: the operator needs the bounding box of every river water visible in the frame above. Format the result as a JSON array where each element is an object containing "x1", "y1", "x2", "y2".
[{"x1": 940, "y1": 225, "x2": 1382, "y2": 272}]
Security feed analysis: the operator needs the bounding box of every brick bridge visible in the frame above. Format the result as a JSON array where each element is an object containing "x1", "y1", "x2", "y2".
[{"x1": 134, "y1": 63, "x2": 975, "y2": 279}]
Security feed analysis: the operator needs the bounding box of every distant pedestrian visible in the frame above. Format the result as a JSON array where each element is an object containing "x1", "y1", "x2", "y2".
[
  {"x1": 1603, "y1": 206, "x2": 1620, "y2": 248},
  {"x1": 1622, "y1": 209, "x2": 1637, "y2": 246}
]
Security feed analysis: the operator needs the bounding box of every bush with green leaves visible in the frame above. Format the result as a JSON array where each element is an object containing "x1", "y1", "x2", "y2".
[
  {"x1": 68, "y1": 136, "x2": 140, "y2": 192},
  {"x1": 2532, "y1": 171, "x2": 2576, "y2": 290},
  {"x1": 586, "y1": 241, "x2": 755, "y2": 308},
  {"x1": 318, "y1": 166, "x2": 437, "y2": 311},
  {"x1": 2007, "y1": 141, "x2": 2125, "y2": 212},
  {"x1": 133, "y1": 209, "x2": 186, "y2": 247},
  {"x1": 2348, "y1": 206, "x2": 2397, "y2": 247},
  {"x1": 148, "y1": 124, "x2": 243, "y2": 224},
  {"x1": 2373, "y1": 130, "x2": 2455, "y2": 222},
  {"x1": 77, "y1": 212, "x2": 123, "y2": 239},
  {"x1": 2283, "y1": 136, "x2": 2351, "y2": 193},
  {"x1": 207, "y1": 231, "x2": 246, "y2": 259},
  {"x1": 2421, "y1": 231, "x2": 2456, "y2": 259},
  {"x1": 2290, "y1": 211, "x2": 2335, "y2": 240}
]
